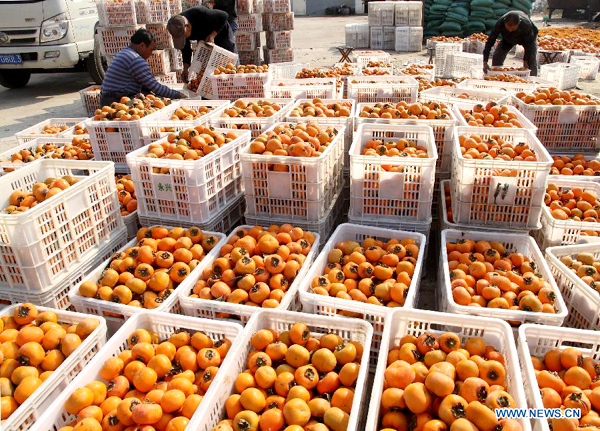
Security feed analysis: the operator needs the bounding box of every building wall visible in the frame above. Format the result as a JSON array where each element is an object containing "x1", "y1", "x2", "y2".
[{"x1": 303, "y1": 0, "x2": 364, "y2": 15}]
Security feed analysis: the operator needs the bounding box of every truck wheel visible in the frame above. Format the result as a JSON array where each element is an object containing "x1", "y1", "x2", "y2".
[
  {"x1": 0, "y1": 70, "x2": 31, "y2": 88},
  {"x1": 87, "y1": 32, "x2": 108, "y2": 84}
]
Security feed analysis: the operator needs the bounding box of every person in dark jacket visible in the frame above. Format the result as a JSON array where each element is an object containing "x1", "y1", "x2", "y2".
[
  {"x1": 483, "y1": 10, "x2": 539, "y2": 76},
  {"x1": 212, "y1": 0, "x2": 238, "y2": 32},
  {"x1": 167, "y1": 6, "x2": 235, "y2": 82}
]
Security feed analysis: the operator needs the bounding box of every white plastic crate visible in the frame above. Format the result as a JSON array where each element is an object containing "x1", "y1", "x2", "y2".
[
  {"x1": 98, "y1": 25, "x2": 144, "y2": 55},
  {"x1": 146, "y1": 22, "x2": 173, "y2": 48},
  {"x1": 419, "y1": 85, "x2": 509, "y2": 106},
  {"x1": 268, "y1": 61, "x2": 309, "y2": 79},
  {"x1": 210, "y1": 70, "x2": 270, "y2": 100},
  {"x1": 540, "y1": 62, "x2": 581, "y2": 90},
  {"x1": 381, "y1": 26, "x2": 395, "y2": 51},
  {"x1": 140, "y1": 99, "x2": 231, "y2": 141},
  {"x1": 236, "y1": 0, "x2": 254, "y2": 12},
  {"x1": 440, "y1": 229, "x2": 568, "y2": 328},
  {"x1": 512, "y1": 94, "x2": 600, "y2": 151},
  {"x1": 79, "y1": 85, "x2": 102, "y2": 117},
  {"x1": 299, "y1": 223, "x2": 425, "y2": 367},
  {"x1": 0, "y1": 227, "x2": 126, "y2": 310},
  {"x1": 450, "y1": 126, "x2": 551, "y2": 229},
  {"x1": 369, "y1": 26, "x2": 383, "y2": 50},
  {"x1": 264, "y1": 11, "x2": 294, "y2": 31},
  {"x1": 237, "y1": 13, "x2": 262, "y2": 31},
  {"x1": 265, "y1": 78, "x2": 338, "y2": 99},
  {"x1": 452, "y1": 100, "x2": 538, "y2": 131},
  {"x1": 444, "y1": 51, "x2": 484, "y2": 79},
  {"x1": 122, "y1": 211, "x2": 139, "y2": 240},
  {"x1": 263, "y1": 46, "x2": 294, "y2": 64},
  {"x1": 355, "y1": 102, "x2": 456, "y2": 173},
  {"x1": 178, "y1": 228, "x2": 320, "y2": 322},
  {"x1": 347, "y1": 75, "x2": 418, "y2": 104},
  {"x1": 399, "y1": 62, "x2": 435, "y2": 80},
  {"x1": 235, "y1": 31, "x2": 261, "y2": 51},
  {"x1": 518, "y1": 324, "x2": 600, "y2": 431},
  {"x1": 210, "y1": 98, "x2": 294, "y2": 138},
  {"x1": 348, "y1": 23, "x2": 370, "y2": 49},
  {"x1": 193, "y1": 310, "x2": 372, "y2": 430},
  {"x1": 536, "y1": 179, "x2": 600, "y2": 249},
  {"x1": 265, "y1": 30, "x2": 292, "y2": 49},
  {"x1": 488, "y1": 67, "x2": 531, "y2": 77},
  {"x1": 368, "y1": 1, "x2": 395, "y2": 26},
  {"x1": 188, "y1": 42, "x2": 239, "y2": 95},
  {"x1": 434, "y1": 41, "x2": 463, "y2": 78},
  {"x1": 69, "y1": 230, "x2": 226, "y2": 333},
  {"x1": 96, "y1": 0, "x2": 137, "y2": 26},
  {"x1": 395, "y1": 1, "x2": 422, "y2": 26},
  {"x1": 0, "y1": 137, "x2": 72, "y2": 176},
  {"x1": 352, "y1": 50, "x2": 391, "y2": 67},
  {"x1": 126, "y1": 129, "x2": 250, "y2": 224},
  {"x1": 238, "y1": 48, "x2": 262, "y2": 66},
  {"x1": 394, "y1": 26, "x2": 422, "y2": 52},
  {"x1": 458, "y1": 78, "x2": 538, "y2": 94},
  {"x1": 143, "y1": 0, "x2": 176, "y2": 23},
  {"x1": 263, "y1": 0, "x2": 290, "y2": 12},
  {"x1": 167, "y1": 47, "x2": 183, "y2": 70},
  {"x1": 0, "y1": 160, "x2": 124, "y2": 293},
  {"x1": 546, "y1": 243, "x2": 600, "y2": 330},
  {"x1": 154, "y1": 71, "x2": 177, "y2": 85},
  {"x1": 15, "y1": 118, "x2": 87, "y2": 145},
  {"x1": 570, "y1": 55, "x2": 600, "y2": 81},
  {"x1": 0, "y1": 305, "x2": 107, "y2": 431},
  {"x1": 367, "y1": 308, "x2": 530, "y2": 431},
  {"x1": 242, "y1": 122, "x2": 345, "y2": 222},
  {"x1": 147, "y1": 49, "x2": 170, "y2": 75},
  {"x1": 536, "y1": 49, "x2": 570, "y2": 65},
  {"x1": 349, "y1": 123, "x2": 437, "y2": 222},
  {"x1": 33, "y1": 311, "x2": 243, "y2": 431}
]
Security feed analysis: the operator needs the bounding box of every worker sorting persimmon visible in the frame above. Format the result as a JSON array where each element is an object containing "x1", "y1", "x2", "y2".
[
  {"x1": 551, "y1": 154, "x2": 600, "y2": 177},
  {"x1": 189, "y1": 225, "x2": 316, "y2": 312},
  {"x1": 445, "y1": 239, "x2": 559, "y2": 315},
  {"x1": 458, "y1": 102, "x2": 524, "y2": 128},
  {"x1": 249, "y1": 122, "x2": 341, "y2": 157},
  {"x1": 545, "y1": 183, "x2": 600, "y2": 225},
  {"x1": 515, "y1": 89, "x2": 599, "y2": 106},
  {"x1": 377, "y1": 331, "x2": 522, "y2": 431},
  {"x1": 458, "y1": 134, "x2": 538, "y2": 161},
  {"x1": 310, "y1": 236, "x2": 421, "y2": 310},
  {"x1": 211, "y1": 322, "x2": 364, "y2": 431},
  {"x1": 288, "y1": 99, "x2": 352, "y2": 118}
]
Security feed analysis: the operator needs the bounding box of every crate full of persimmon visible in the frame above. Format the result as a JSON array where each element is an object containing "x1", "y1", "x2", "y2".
[
  {"x1": 349, "y1": 123, "x2": 437, "y2": 223},
  {"x1": 0, "y1": 159, "x2": 123, "y2": 293},
  {"x1": 209, "y1": 64, "x2": 271, "y2": 100},
  {"x1": 126, "y1": 127, "x2": 251, "y2": 225},
  {"x1": 241, "y1": 121, "x2": 345, "y2": 222}
]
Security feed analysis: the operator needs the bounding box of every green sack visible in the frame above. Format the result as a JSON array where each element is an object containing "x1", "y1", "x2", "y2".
[
  {"x1": 440, "y1": 20, "x2": 463, "y2": 31},
  {"x1": 470, "y1": 10, "x2": 495, "y2": 18},
  {"x1": 447, "y1": 12, "x2": 469, "y2": 23},
  {"x1": 425, "y1": 30, "x2": 441, "y2": 37},
  {"x1": 431, "y1": 4, "x2": 450, "y2": 12},
  {"x1": 471, "y1": 0, "x2": 494, "y2": 7},
  {"x1": 450, "y1": 6, "x2": 470, "y2": 15},
  {"x1": 434, "y1": 0, "x2": 454, "y2": 5}
]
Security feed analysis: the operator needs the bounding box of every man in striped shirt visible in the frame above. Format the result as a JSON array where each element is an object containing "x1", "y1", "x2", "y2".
[{"x1": 101, "y1": 29, "x2": 186, "y2": 106}]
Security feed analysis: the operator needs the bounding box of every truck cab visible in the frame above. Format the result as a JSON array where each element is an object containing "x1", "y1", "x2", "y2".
[{"x1": 0, "y1": 0, "x2": 106, "y2": 88}]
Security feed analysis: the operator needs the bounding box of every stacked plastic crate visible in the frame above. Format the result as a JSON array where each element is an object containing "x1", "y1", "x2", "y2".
[
  {"x1": 235, "y1": 0, "x2": 264, "y2": 65},
  {"x1": 96, "y1": 0, "x2": 145, "y2": 64},
  {"x1": 142, "y1": 0, "x2": 181, "y2": 80},
  {"x1": 368, "y1": 1, "x2": 395, "y2": 50},
  {"x1": 262, "y1": 0, "x2": 294, "y2": 63},
  {"x1": 394, "y1": 1, "x2": 423, "y2": 52}
]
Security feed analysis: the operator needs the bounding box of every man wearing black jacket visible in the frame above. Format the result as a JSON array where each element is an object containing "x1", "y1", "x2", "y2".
[
  {"x1": 167, "y1": 6, "x2": 235, "y2": 82},
  {"x1": 483, "y1": 11, "x2": 539, "y2": 76}
]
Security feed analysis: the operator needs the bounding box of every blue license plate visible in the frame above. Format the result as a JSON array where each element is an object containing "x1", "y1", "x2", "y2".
[{"x1": 0, "y1": 54, "x2": 23, "y2": 65}]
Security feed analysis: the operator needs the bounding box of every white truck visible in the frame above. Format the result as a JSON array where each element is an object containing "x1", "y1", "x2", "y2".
[{"x1": 0, "y1": 0, "x2": 106, "y2": 88}]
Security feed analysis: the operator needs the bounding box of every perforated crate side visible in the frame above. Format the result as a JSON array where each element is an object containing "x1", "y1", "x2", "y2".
[
  {"x1": 346, "y1": 75, "x2": 418, "y2": 104},
  {"x1": 147, "y1": 49, "x2": 171, "y2": 75},
  {"x1": 238, "y1": 48, "x2": 262, "y2": 66},
  {"x1": 265, "y1": 30, "x2": 292, "y2": 49},
  {"x1": 263, "y1": 0, "x2": 290, "y2": 12},
  {"x1": 98, "y1": 25, "x2": 144, "y2": 56},
  {"x1": 237, "y1": 13, "x2": 262, "y2": 32},
  {"x1": 210, "y1": 71, "x2": 270, "y2": 100},
  {"x1": 96, "y1": 0, "x2": 137, "y2": 26},
  {"x1": 146, "y1": 23, "x2": 174, "y2": 48},
  {"x1": 235, "y1": 31, "x2": 261, "y2": 51},
  {"x1": 79, "y1": 86, "x2": 102, "y2": 117},
  {"x1": 263, "y1": 47, "x2": 293, "y2": 64},
  {"x1": 540, "y1": 63, "x2": 581, "y2": 90},
  {"x1": 264, "y1": 11, "x2": 294, "y2": 31}
]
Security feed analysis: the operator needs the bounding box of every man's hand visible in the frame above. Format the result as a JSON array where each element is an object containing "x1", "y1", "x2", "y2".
[
  {"x1": 182, "y1": 64, "x2": 190, "y2": 83},
  {"x1": 523, "y1": 59, "x2": 529, "y2": 70},
  {"x1": 177, "y1": 91, "x2": 188, "y2": 99},
  {"x1": 205, "y1": 34, "x2": 215, "y2": 44},
  {"x1": 483, "y1": 63, "x2": 490, "y2": 74}
]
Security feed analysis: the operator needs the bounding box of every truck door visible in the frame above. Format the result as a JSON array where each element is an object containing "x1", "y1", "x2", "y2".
[{"x1": 63, "y1": 0, "x2": 97, "y2": 53}]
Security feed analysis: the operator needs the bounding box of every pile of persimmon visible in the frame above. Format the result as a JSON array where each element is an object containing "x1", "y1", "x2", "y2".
[
  {"x1": 38, "y1": 124, "x2": 70, "y2": 135},
  {"x1": 0, "y1": 303, "x2": 100, "y2": 421},
  {"x1": 515, "y1": 89, "x2": 599, "y2": 106},
  {"x1": 1, "y1": 143, "x2": 54, "y2": 165},
  {"x1": 528, "y1": 345, "x2": 600, "y2": 430},
  {"x1": 545, "y1": 183, "x2": 600, "y2": 224},
  {"x1": 49, "y1": 137, "x2": 94, "y2": 161},
  {"x1": 362, "y1": 138, "x2": 428, "y2": 159},
  {"x1": 417, "y1": 78, "x2": 462, "y2": 92},
  {"x1": 211, "y1": 322, "x2": 363, "y2": 431},
  {"x1": 92, "y1": 94, "x2": 170, "y2": 121},
  {"x1": 294, "y1": 68, "x2": 344, "y2": 91},
  {"x1": 377, "y1": 332, "x2": 522, "y2": 431},
  {"x1": 189, "y1": 224, "x2": 315, "y2": 310},
  {"x1": 221, "y1": 99, "x2": 284, "y2": 119},
  {"x1": 483, "y1": 74, "x2": 529, "y2": 83},
  {"x1": 490, "y1": 67, "x2": 528, "y2": 72},
  {"x1": 310, "y1": 236, "x2": 420, "y2": 310},
  {"x1": 428, "y1": 35, "x2": 463, "y2": 43},
  {"x1": 186, "y1": 72, "x2": 203, "y2": 93},
  {"x1": 116, "y1": 175, "x2": 137, "y2": 216},
  {"x1": 288, "y1": 99, "x2": 352, "y2": 118},
  {"x1": 165, "y1": 105, "x2": 216, "y2": 122},
  {"x1": 71, "y1": 124, "x2": 88, "y2": 135},
  {"x1": 458, "y1": 102, "x2": 524, "y2": 128},
  {"x1": 537, "y1": 27, "x2": 600, "y2": 53},
  {"x1": 558, "y1": 251, "x2": 600, "y2": 296},
  {"x1": 249, "y1": 122, "x2": 340, "y2": 157},
  {"x1": 358, "y1": 101, "x2": 452, "y2": 120},
  {"x1": 446, "y1": 239, "x2": 559, "y2": 314},
  {"x1": 551, "y1": 154, "x2": 600, "y2": 177},
  {"x1": 140, "y1": 126, "x2": 239, "y2": 162},
  {"x1": 57, "y1": 327, "x2": 233, "y2": 431},
  {"x1": 443, "y1": 182, "x2": 455, "y2": 223},
  {"x1": 213, "y1": 64, "x2": 269, "y2": 74},
  {"x1": 458, "y1": 134, "x2": 538, "y2": 161},
  {"x1": 77, "y1": 225, "x2": 220, "y2": 309},
  {"x1": 362, "y1": 68, "x2": 392, "y2": 76},
  {"x1": 466, "y1": 32, "x2": 488, "y2": 42},
  {"x1": 5, "y1": 176, "x2": 80, "y2": 214},
  {"x1": 399, "y1": 64, "x2": 434, "y2": 76},
  {"x1": 365, "y1": 61, "x2": 391, "y2": 68}
]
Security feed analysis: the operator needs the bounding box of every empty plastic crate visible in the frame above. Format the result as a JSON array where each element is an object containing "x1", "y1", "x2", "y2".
[
  {"x1": 268, "y1": 61, "x2": 309, "y2": 79},
  {"x1": 434, "y1": 41, "x2": 463, "y2": 78},
  {"x1": 147, "y1": 49, "x2": 170, "y2": 75},
  {"x1": 369, "y1": 26, "x2": 383, "y2": 50},
  {"x1": 188, "y1": 42, "x2": 239, "y2": 97},
  {"x1": 349, "y1": 123, "x2": 437, "y2": 222},
  {"x1": 445, "y1": 51, "x2": 484, "y2": 79},
  {"x1": 154, "y1": 71, "x2": 177, "y2": 85},
  {"x1": 395, "y1": 26, "x2": 423, "y2": 52},
  {"x1": 368, "y1": 1, "x2": 395, "y2": 26},
  {"x1": 570, "y1": 55, "x2": 600, "y2": 81},
  {"x1": 450, "y1": 126, "x2": 552, "y2": 229},
  {"x1": 395, "y1": 1, "x2": 422, "y2": 26},
  {"x1": 347, "y1": 75, "x2": 418, "y2": 103},
  {"x1": 540, "y1": 63, "x2": 581, "y2": 90}
]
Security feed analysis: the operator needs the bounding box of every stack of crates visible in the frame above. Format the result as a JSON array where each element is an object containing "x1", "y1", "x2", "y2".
[
  {"x1": 394, "y1": 1, "x2": 423, "y2": 52},
  {"x1": 96, "y1": 0, "x2": 144, "y2": 64},
  {"x1": 368, "y1": 1, "x2": 395, "y2": 50},
  {"x1": 345, "y1": 23, "x2": 370, "y2": 49},
  {"x1": 262, "y1": 0, "x2": 294, "y2": 63},
  {"x1": 236, "y1": 0, "x2": 265, "y2": 65}
]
